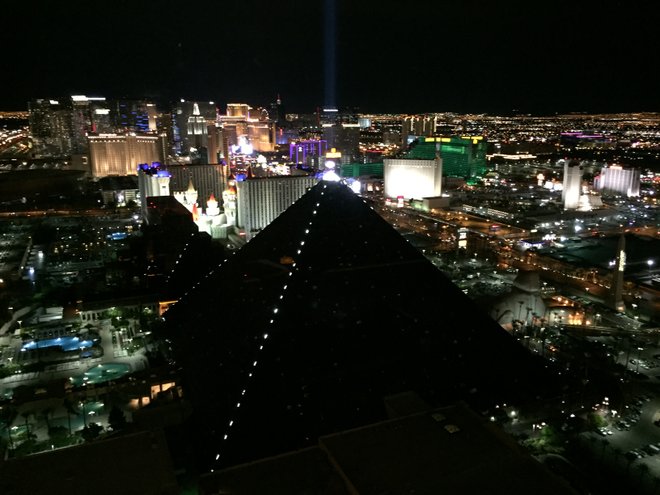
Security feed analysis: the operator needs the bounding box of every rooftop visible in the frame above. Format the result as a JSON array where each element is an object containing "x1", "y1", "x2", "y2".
[{"x1": 201, "y1": 403, "x2": 576, "y2": 495}]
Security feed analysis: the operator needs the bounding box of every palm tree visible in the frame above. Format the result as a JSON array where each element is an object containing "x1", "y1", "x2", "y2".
[
  {"x1": 637, "y1": 463, "x2": 650, "y2": 487},
  {"x1": 540, "y1": 328, "x2": 548, "y2": 357},
  {"x1": 0, "y1": 405, "x2": 17, "y2": 449},
  {"x1": 599, "y1": 438, "x2": 609, "y2": 460},
  {"x1": 21, "y1": 411, "x2": 32, "y2": 440},
  {"x1": 40, "y1": 407, "x2": 53, "y2": 431},
  {"x1": 586, "y1": 434, "x2": 597, "y2": 450},
  {"x1": 651, "y1": 475, "x2": 660, "y2": 494},
  {"x1": 108, "y1": 405, "x2": 127, "y2": 431},
  {"x1": 63, "y1": 398, "x2": 76, "y2": 435}
]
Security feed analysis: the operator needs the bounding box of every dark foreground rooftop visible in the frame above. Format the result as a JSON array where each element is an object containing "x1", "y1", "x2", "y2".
[
  {"x1": 0, "y1": 430, "x2": 178, "y2": 495},
  {"x1": 201, "y1": 403, "x2": 576, "y2": 495}
]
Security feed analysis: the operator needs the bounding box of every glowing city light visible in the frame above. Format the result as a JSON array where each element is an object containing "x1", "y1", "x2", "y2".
[{"x1": 322, "y1": 160, "x2": 341, "y2": 181}]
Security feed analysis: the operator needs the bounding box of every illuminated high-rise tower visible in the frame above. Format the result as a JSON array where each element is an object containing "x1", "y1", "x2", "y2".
[
  {"x1": 138, "y1": 163, "x2": 171, "y2": 219},
  {"x1": 219, "y1": 103, "x2": 250, "y2": 149},
  {"x1": 185, "y1": 103, "x2": 209, "y2": 162},
  {"x1": 29, "y1": 95, "x2": 106, "y2": 156},
  {"x1": 173, "y1": 100, "x2": 216, "y2": 155},
  {"x1": 207, "y1": 124, "x2": 229, "y2": 163},
  {"x1": 28, "y1": 99, "x2": 73, "y2": 156},
  {"x1": 594, "y1": 165, "x2": 641, "y2": 197},
  {"x1": 562, "y1": 160, "x2": 583, "y2": 210},
  {"x1": 187, "y1": 103, "x2": 208, "y2": 137},
  {"x1": 111, "y1": 99, "x2": 158, "y2": 133},
  {"x1": 70, "y1": 95, "x2": 106, "y2": 154},
  {"x1": 609, "y1": 234, "x2": 626, "y2": 312},
  {"x1": 270, "y1": 94, "x2": 286, "y2": 125}
]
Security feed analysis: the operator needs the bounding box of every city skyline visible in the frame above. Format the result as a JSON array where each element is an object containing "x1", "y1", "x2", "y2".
[
  {"x1": 1, "y1": 17, "x2": 660, "y2": 488},
  {"x1": 2, "y1": 0, "x2": 659, "y2": 114}
]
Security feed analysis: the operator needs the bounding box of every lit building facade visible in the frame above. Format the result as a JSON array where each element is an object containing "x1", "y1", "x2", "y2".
[
  {"x1": 402, "y1": 114, "x2": 437, "y2": 144},
  {"x1": 247, "y1": 121, "x2": 276, "y2": 152},
  {"x1": 70, "y1": 95, "x2": 107, "y2": 154},
  {"x1": 236, "y1": 176, "x2": 317, "y2": 240},
  {"x1": 219, "y1": 103, "x2": 276, "y2": 153},
  {"x1": 207, "y1": 125, "x2": 229, "y2": 164},
  {"x1": 92, "y1": 107, "x2": 114, "y2": 133},
  {"x1": 29, "y1": 99, "x2": 73, "y2": 156},
  {"x1": 138, "y1": 163, "x2": 171, "y2": 218},
  {"x1": 165, "y1": 163, "x2": 228, "y2": 209},
  {"x1": 88, "y1": 134, "x2": 166, "y2": 177},
  {"x1": 323, "y1": 123, "x2": 361, "y2": 163},
  {"x1": 594, "y1": 165, "x2": 640, "y2": 197},
  {"x1": 173, "y1": 185, "x2": 234, "y2": 240},
  {"x1": 185, "y1": 103, "x2": 210, "y2": 162},
  {"x1": 98, "y1": 175, "x2": 139, "y2": 207},
  {"x1": 289, "y1": 140, "x2": 328, "y2": 165},
  {"x1": 404, "y1": 137, "x2": 486, "y2": 178},
  {"x1": 562, "y1": 160, "x2": 583, "y2": 210},
  {"x1": 187, "y1": 103, "x2": 208, "y2": 138},
  {"x1": 138, "y1": 163, "x2": 171, "y2": 198},
  {"x1": 112, "y1": 99, "x2": 159, "y2": 133},
  {"x1": 29, "y1": 95, "x2": 107, "y2": 156},
  {"x1": 227, "y1": 104, "x2": 250, "y2": 118},
  {"x1": 173, "y1": 179, "x2": 199, "y2": 214},
  {"x1": 173, "y1": 100, "x2": 216, "y2": 154},
  {"x1": 383, "y1": 157, "x2": 442, "y2": 200}
]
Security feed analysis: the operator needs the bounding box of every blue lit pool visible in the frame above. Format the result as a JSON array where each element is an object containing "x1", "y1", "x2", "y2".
[
  {"x1": 71, "y1": 363, "x2": 130, "y2": 387},
  {"x1": 22, "y1": 336, "x2": 94, "y2": 352}
]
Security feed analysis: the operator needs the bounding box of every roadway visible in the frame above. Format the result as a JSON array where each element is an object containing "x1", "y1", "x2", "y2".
[
  {"x1": 374, "y1": 203, "x2": 528, "y2": 243},
  {"x1": 0, "y1": 208, "x2": 117, "y2": 218},
  {"x1": 0, "y1": 132, "x2": 30, "y2": 156}
]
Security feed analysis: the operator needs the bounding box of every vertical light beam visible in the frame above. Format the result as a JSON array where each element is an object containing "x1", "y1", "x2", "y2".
[{"x1": 324, "y1": 0, "x2": 337, "y2": 111}]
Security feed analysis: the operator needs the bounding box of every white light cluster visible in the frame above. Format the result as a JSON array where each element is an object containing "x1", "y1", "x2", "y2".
[
  {"x1": 321, "y1": 161, "x2": 341, "y2": 182},
  {"x1": 211, "y1": 183, "x2": 328, "y2": 470}
]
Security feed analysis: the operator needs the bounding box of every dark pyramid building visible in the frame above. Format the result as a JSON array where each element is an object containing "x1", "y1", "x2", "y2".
[{"x1": 165, "y1": 180, "x2": 559, "y2": 471}]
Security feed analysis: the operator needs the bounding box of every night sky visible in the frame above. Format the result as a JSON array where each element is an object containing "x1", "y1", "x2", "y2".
[{"x1": 2, "y1": 0, "x2": 659, "y2": 114}]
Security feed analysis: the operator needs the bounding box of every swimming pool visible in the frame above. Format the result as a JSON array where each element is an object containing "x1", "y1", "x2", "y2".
[
  {"x1": 22, "y1": 336, "x2": 94, "y2": 352},
  {"x1": 70, "y1": 363, "x2": 131, "y2": 387}
]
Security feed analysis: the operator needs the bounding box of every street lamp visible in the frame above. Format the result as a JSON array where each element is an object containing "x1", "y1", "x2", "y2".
[
  {"x1": 648, "y1": 259, "x2": 654, "y2": 278},
  {"x1": 509, "y1": 410, "x2": 518, "y2": 424}
]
